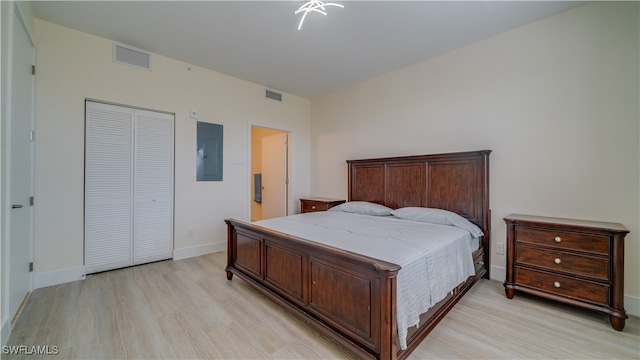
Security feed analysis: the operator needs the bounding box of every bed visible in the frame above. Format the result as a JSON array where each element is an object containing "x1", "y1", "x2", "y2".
[{"x1": 225, "y1": 150, "x2": 491, "y2": 360}]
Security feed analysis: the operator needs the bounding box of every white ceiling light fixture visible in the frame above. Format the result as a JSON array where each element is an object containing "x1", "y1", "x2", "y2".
[{"x1": 295, "y1": 1, "x2": 344, "y2": 30}]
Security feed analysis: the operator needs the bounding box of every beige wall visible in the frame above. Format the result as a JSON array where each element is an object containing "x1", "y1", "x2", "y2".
[
  {"x1": 310, "y1": 2, "x2": 640, "y2": 314},
  {"x1": 33, "y1": 20, "x2": 310, "y2": 278}
]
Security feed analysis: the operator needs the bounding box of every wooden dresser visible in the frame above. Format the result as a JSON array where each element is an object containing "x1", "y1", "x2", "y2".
[
  {"x1": 503, "y1": 214, "x2": 629, "y2": 330},
  {"x1": 300, "y1": 197, "x2": 345, "y2": 213}
]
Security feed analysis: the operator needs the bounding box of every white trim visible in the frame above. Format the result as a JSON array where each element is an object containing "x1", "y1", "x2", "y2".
[
  {"x1": 14, "y1": 2, "x2": 35, "y2": 47},
  {"x1": 0, "y1": 1, "x2": 17, "y2": 346},
  {"x1": 172, "y1": 242, "x2": 225, "y2": 261},
  {"x1": 32, "y1": 242, "x2": 225, "y2": 288},
  {"x1": 625, "y1": 295, "x2": 640, "y2": 317},
  {"x1": 490, "y1": 265, "x2": 506, "y2": 283},
  {"x1": 28, "y1": 13, "x2": 36, "y2": 297},
  {"x1": 34, "y1": 266, "x2": 85, "y2": 289}
]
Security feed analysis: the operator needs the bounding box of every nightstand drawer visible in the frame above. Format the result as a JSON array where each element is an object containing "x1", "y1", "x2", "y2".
[
  {"x1": 516, "y1": 226, "x2": 609, "y2": 255},
  {"x1": 515, "y1": 267, "x2": 609, "y2": 304},
  {"x1": 515, "y1": 244, "x2": 609, "y2": 280},
  {"x1": 300, "y1": 198, "x2": 346, "y2": 213},
  {"x1": 303, "y1": 201, "x2": 329, "y2": 212}
]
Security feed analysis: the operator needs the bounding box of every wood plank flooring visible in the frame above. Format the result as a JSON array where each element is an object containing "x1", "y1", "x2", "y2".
[{"x1": 6, "y1": 252, "x2": 639, "y2": 359}]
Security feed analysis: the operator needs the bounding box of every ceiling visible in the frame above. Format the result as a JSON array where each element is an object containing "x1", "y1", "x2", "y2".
[{"x1": 30, "y1": 1, "x2": 585, "y2": 99}]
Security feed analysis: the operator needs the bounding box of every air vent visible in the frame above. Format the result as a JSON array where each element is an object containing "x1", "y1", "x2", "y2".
[
  {"x1": 265, "y1": 89, "x2": 282, "y2": 102},
  {"x1": 113, "y1": 43, "x2": 151, "y2": 70}
]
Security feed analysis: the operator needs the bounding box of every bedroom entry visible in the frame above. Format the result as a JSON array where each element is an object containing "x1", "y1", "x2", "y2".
[
  {"x1": 251, "y1": 126, "x2": 290, "y2": 221},
  {"x1": 84, "y1": 100, "x2": 174, "y2": 274}
]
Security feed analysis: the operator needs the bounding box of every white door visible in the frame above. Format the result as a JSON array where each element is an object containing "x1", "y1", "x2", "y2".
[
  {"x1": 8, "y1": 6, "x2": 35, "y2": 323},
  {"x1": 85, "y1": 101, "x2": 174, "y2": 274},
  {"x1": 84, "y1": 102, "x2": 134, "y2": 274},
  {"x1": 133, "y1": 110, "x2": 174, "y2": 265},
  {"x1": 261, "y1": 133, "x2": 288, "y2": 220}
]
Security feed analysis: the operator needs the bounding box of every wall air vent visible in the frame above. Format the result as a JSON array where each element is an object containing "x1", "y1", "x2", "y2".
[
  {"x1": 113, "y1": 43, "x2": 152, "y2": 71},
  {"x1": 265, "y1": 89, "x2": 283, "y2": 102}
]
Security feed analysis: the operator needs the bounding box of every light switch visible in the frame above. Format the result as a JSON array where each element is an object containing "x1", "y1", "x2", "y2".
[{"x1": 190, "y1": 108, "x2": 199, "y2": 119}]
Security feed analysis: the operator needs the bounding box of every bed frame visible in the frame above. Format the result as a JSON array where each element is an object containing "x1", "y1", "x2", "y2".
[{"x1": 225, "y1": 150, "x2": 491, "y2": 360}]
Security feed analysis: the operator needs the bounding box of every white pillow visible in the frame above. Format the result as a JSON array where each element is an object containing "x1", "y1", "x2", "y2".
[
  {"x1": 328, "y1": 201, "x2": 393, "y2": 216},
  {"x1": 391, "y1": 207, "x2": 484, "y2": 237}
]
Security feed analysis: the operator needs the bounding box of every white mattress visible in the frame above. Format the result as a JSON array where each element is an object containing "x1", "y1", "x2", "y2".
[{"x1": 253, "y1": 211, "x2": 478, "y2": 350}]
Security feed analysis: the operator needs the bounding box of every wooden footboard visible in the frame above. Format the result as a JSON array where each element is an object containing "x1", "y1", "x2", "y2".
[
  {"x1": 225, "y1": 218, "x2": 487, "y2": 360},
  {"x1": 226, "y1": 219, "x2": 401, "y2": 360}
]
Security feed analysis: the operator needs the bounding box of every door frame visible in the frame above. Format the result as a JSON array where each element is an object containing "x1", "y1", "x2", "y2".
[
  {"x1": 1, "y1": 1, "x2": 36, "y2": 345},
  {"x1": 248, "y1": 125, "x2": 293, "y2": 222}
]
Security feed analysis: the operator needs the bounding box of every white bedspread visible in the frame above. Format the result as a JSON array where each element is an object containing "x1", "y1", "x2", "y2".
[{"x1": 253, "y1": 211, "x2": 478, "y2": 350}]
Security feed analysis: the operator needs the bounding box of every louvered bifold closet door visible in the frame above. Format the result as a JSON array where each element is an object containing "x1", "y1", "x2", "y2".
[
  {"x1": 85, "y1": 101, "x2": 174, "y2": 274},
  {"x1": 133, "y1": 110, "x2": 174, "y2": 264},
  {"x1": 85, "y1": 101, "x2": 134, "y2": 274}
]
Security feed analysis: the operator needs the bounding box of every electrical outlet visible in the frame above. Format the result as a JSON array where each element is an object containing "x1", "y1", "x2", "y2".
[
  {"x1": 187, "y1": 228, "x2": 194, "y2": 238},
  {"x1": 496, "y1": 243, "x2": 504, "y2": 255}
]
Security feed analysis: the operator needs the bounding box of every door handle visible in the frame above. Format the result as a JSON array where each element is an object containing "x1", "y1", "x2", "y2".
[{"x1": 12, "y1": 204, "x2": 24, "y2": 209}]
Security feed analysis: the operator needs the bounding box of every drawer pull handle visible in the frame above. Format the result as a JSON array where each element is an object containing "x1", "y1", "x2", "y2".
[
  {"x1": 311, "y1": 205, "x2": 316, "y2": 209},
  {"x1": 554, "y1": 258, "x2": 562, "y2": 264},
  {"x1": 554, "y1": 281, "x2": 561, "y2": 288},
  {"x1": 554, "y1": 236, "x2": 562, "y2": 243}
]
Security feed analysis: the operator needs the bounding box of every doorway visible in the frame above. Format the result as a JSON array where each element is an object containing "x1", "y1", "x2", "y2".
[{"x1": 250, "y1": 127, "x2": 290, "y2": 221}]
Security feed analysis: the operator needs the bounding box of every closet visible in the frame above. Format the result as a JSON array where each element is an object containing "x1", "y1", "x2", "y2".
[{"x1": 84, "y1": 100, "x2": 174, "y2": 274}]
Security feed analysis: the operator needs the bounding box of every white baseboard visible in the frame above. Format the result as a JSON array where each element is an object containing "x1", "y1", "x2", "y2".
[
  {"x1": 172, "y1": 241, "x2": 225, "y2": 261},
  {"x1": 34, "y1": 266, "x2": 85, "y2": 289},
  {"x1": 489, "y1": 265, "x2": 639, "y2": 317},
  {"x1": 625, "y1": 295, "x2": 640, "y2": 317},
  {"x1": 1, "y1": 317, "x2": 10, "y2": 347},
  {"x1": 31, "y1": 243, "x2": 225, "y2": 289},
  {"x1": 490, "y1": 265, "x2": 506, "y2": 283}
]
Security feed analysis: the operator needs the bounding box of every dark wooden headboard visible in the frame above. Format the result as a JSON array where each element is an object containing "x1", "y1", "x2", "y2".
[{"x1": 347, "y1": 150, "x2": 491, "y2": 278}]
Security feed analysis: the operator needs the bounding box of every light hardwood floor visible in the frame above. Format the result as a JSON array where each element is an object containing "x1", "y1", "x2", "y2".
[{"x1": 6, "y1": 252, "x2": 639, "y2": 359}]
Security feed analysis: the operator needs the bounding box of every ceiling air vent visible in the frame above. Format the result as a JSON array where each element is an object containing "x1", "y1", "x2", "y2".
[
  {"x1": 265, "y1": 89, "x2": 282, "y2": 102},
  {"x1": 113, "y1": 43, "x2": 152, "y2": 70}
]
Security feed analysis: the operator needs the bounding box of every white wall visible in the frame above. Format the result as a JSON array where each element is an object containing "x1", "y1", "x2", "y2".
[
  {"x1": 310, "y1": 2, "x2": 640, "y2": 315},
  {"x1": 32, "y1": 20, "x2": 310, "y2": 283}
]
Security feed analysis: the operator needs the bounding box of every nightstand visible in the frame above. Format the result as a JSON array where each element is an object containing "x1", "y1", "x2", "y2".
[
  {"x1": 300, "y1": 198, "x2": 345, "y2": 213},
  {"x1": 503, "y1": 214, "x2": 629, "y2": 331}
]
